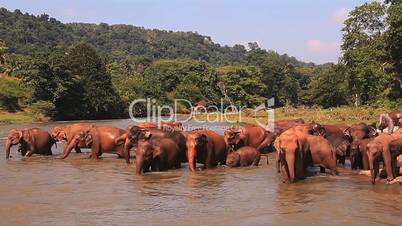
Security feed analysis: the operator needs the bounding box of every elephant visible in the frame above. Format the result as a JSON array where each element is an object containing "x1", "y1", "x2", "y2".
[
  {"x1": 377, "y1": 112, "x2": 402, "y2": 133},
  {"x1": 389, "y1": 138, "x2": 402, "y2": 178},
  {"x1": 137, "y1": 121, "x2": 183, "y2": 131},
  {"x1": 51, "y1": 123, "x2": 94, "y2": 153},
  {"x1": 273, "y1": 119, "x2": 305, "y2": 135},
  {"x1": 275, "y1": 130, "x2": 338, "y2": 183},
  {"x1": 134, "y1": 131, "x2": 180, "y2": 174},
  {"x1": 349, "y1": 138, "x2": 372, "y2": 170},
  {"x1": 226, "y1": 146, "x2": 261, "y2": 167},
  {"x1": 343, "y1": 123, "x2": 377, "y2": 142},
  {"x1": 273, "y1": 123, "x2": 325, "y2": 174},
  {"x1": 117, "y1": 125, "x2": 186, "y2": 164},
  {"x1": 223, "y1": 126, "x2": 275, "y2": 154},
  {"x1": 186, "y1": 129, "x2": 227, "y2": 172},
  {"x1": 274, "y1": 131, "x2": 305, "y2": 183},
  {"x1": 366, "y1": 133, "x2": 402, "y2": 184},
  {"x1": 5, "y1": 128, "x2": 55, "y2": 158},
  {"x1": 321, "y1": 124, "x2": 351, "y2": 166},
  {"x1": 57, "y1": 126, "x2": 126, "y2": 159}
]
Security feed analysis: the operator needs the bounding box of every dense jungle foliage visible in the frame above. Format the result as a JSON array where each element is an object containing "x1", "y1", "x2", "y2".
[{"x1": 0, "y1": 1, "x2": 400, "y2": 120}]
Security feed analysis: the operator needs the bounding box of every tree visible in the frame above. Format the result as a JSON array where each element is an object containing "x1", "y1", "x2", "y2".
[
  {"x1": 307, "y1": 66, "x2": 347, "y2": 108},
  {"x1": 65, "y1": 43, "x2": 123, "y2": 119},
  {"x1": 341, "y1": 2, "x2": 392, "y2": 106},
  {"x1": 385, "y1": 0, "x2": 402, "y2": 99},
  {"x1": 217, "y1": 65, "x2": 266, "y2": 107},
  {"x1": 142, "y1": 59, "x2": 221, "y2": 105}
]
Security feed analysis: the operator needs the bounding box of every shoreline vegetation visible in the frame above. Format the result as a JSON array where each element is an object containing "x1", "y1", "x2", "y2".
[
  {"x1": 192, "y1": 106, "x2": 397, "y2": 126},
  {"x1": 1, "y1": 106, "x2": 398, "y2": 126},
  {"x1": 0, "y1": 2, "x2": 401, "y2": 125}
]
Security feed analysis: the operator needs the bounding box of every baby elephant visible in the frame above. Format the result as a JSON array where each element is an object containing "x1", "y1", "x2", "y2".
[{"x1": 226, "y1": 146, "x2": 261, "y2": 167}]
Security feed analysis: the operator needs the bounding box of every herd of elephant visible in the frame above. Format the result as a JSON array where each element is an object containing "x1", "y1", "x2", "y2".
[{"x1": 3, "y1": 111, "x2": 402, "y2": 184}]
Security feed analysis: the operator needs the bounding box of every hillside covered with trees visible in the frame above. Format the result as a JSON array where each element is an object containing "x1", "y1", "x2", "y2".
[{"x1": 0, "y1": 0, "x2": 401, "y2": 121}]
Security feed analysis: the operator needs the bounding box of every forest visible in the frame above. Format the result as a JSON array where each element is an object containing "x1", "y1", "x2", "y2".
[{"x1": 0, "y1": 0, "x2": 401, "y2": 121}]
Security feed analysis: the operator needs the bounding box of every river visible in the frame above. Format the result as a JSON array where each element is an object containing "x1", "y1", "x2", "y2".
[{"x1": 0, "y1": 118, "x2": 401, "y2": 226}]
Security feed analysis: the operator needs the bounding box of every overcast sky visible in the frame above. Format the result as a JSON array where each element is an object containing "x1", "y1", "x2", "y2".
[{"x1": 0, "y1": 0, "x2": 372, "y2": 64}]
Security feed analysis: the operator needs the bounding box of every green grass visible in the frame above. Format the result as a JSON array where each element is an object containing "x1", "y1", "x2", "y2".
[
  {"x1": 0, "y1": 110, "x2": 35, "y2": 125},
  {"x1": 192, "y1": 106, "x2": 399, "y2": 126}
]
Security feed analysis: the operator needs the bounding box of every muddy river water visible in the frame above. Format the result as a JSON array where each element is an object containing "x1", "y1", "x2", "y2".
[{"x1": 0, "y1": 118, "x2": 401, "y2": 226}]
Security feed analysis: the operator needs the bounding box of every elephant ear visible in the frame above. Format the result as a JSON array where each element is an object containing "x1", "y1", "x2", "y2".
[
  {"x1": 85, "y1": 133, "x2": 93, "y2": 146},
  {"x1": 367, "y1": 126, "x2": 377, "y2": 138},
  {"x1": 143, "y1": 131, "x2": 152, "y2": 140},
  {"x1": 199, "y1": 134, "x2": 208, "y2": 144},
  {"x1": 152, "y1": 146, "x2": 162, "y2": 159},
  {"x1": 343, "y1": 127, "x2": 352, "y2": 139},
  {"x1": 22, "y1": 129, "x2": 32, "y2": 143}
]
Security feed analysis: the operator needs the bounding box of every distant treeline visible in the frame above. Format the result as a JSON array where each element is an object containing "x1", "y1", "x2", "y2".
[{"x1": 0, "y1": 1, "x2": 400, "y2": 120}]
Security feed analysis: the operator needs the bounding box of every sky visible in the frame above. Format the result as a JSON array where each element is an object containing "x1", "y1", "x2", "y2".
[{"x1": 0, "y1": 0, "x2": 372, "y2": 64}]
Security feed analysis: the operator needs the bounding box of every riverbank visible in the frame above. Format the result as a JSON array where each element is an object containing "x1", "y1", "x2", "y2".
[
  {"x1": 1, "y1": 106, "x2": 398, "y2": 126},
  {"x1": 0, "y1": 110, "x2": 36, "y2": 125},
  {"x1": 192, "y1": 106, "x2": 397, "y2": 126}
]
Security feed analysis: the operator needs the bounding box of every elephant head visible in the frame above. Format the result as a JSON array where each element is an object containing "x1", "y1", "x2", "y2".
[
  {"x1": 366, "y1": 141, "x2": 383, "y2": 184},
  {"x1": 121, "y1": 125, "x2": 148, "y2": 163},
  {"x1": 134, "y1": 132, "x2": 155, "y2": 174},
  {"x1": 377, "y1": 113, "x2": 395, "y2": 133},
  {"x1": 5, "y1": 129, "x2": 23, "y2": 158},
  {"x1": 51, "y1": 127, "x2": 67, "y2": 142},
  {"x1": 310, "y1": 123, "x2": 326, "y2": 137},
  {"x1": 349, "y1": 140, "x2": 361, "y2": 169},
  {"x1": 186, "y1": 132, "x2": 208, "y2": 172},
  {"x1": 226, "y1": 151, "x2": 240, "y2": 167},
  {"x1": 5, "y1": 129, "x2": 35, "y2": 158},
  {"x1": 59, "y1": 130, "x2": 89, "y2": 159},
  {"x1": 344, "y1": 123, "x2": 377, "y2": 142},
  {"x1": 223, "y1": 128, "x2": 241, "y2": 151}
]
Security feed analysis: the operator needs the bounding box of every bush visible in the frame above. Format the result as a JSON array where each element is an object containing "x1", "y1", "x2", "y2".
[
  {"x1": 0, "y1": 75, "x2": 29, "y2": 112},
  {"x1": 30, "y1": 101, "x2": 55, "y2": 120}
]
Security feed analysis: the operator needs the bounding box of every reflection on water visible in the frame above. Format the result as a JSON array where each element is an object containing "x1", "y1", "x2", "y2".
[{"x1": 0, "y1": 119, "x2": 401, "y2": 226}]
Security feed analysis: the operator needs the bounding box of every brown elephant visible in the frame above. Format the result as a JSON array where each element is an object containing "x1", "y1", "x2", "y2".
[
  {"x1": 186, "y1": 129, "x2": 227, "y2": 171},
  {"x1": 273, "y1": 123, "x2": 325, "y2": 173},
  {"x1": 223, "y1": 125, "x2": 275, "y2": 154},
  {"x1": 5, "y1": 128, "x2": 54, "y2": 158},
  {"x1": 366, "y1": 133, "x2": 402, "y2": 184},
  {"x1": 137, "y1": 121, "x2": 183, "y2": 131},
  {"x1": 275, "y1": 130, "x2": 338, "y2": 183},
  {"x1": 57, "y1": 126, "x2": 126, "y2": 159},
  {"x1": 117, "y1": 125, "x2": 186, "y2": 164},
  {"x1": 274, "y1": 132, "x2": 305, "y2": 183},
  {"x1": 321, "y1": 124, "x2": 351, "y2": 166},
  {"x1": 51, "y1": 123, "x2": 94, "y2": 153},
  {"x1": 377, "y1": 112, "x2": 402, "y2": 133},
  {"x1": 389, "y1": 138, "x2": 402, "y2": 178},
  {"x1": 344, "y1": 123, "x2": 377, "y2": 142},
  {"x1": 134, "y1": 131, "x2": 180, "y2": 174},
  {"x1": 226, "y1": 146, "x2": 261, "y2": 167},
  {"x1": 349, "y1": 138, "x2": 372, "y2": 170},
  {"x1": 273, "y1": 119, "x2": 305, "y2": 135}
]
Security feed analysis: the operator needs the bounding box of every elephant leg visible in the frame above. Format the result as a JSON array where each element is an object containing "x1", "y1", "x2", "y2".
[
  {"x1": 285, "y1": 152, "x2": 295, "y2": 183},
  {"x1": 74, "y1": 147, "x2": 82, "y2": 153},
  {"x1": 276, "y1": 152, "x2": 281, "y2": 173},
  {"x1": 252, "y1": 153, "x2": 261, "y2": 166}
]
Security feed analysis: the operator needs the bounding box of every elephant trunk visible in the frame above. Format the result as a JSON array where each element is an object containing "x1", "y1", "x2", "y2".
[
  {"x1": 383, "y1": 150, "x2": 394, "y2": 181},
  {"x1": 5, "y1": 139, "x2": 11, "y2": 159},
  {"x1": 135, "y1": 156, "x2": 144, "y2": 174},
  {"x1": 123, "y1": 138, "x2": 132, "y2": 164},
  {"x1": 368, "y1": 153, "x2": 378, "y2": 184},
  {"x1": 59, "y1": 138, "x2": 78, "y2": 159},
  {"x1": 187, "y1": 148, "x2": 196, "y2": 172}
]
